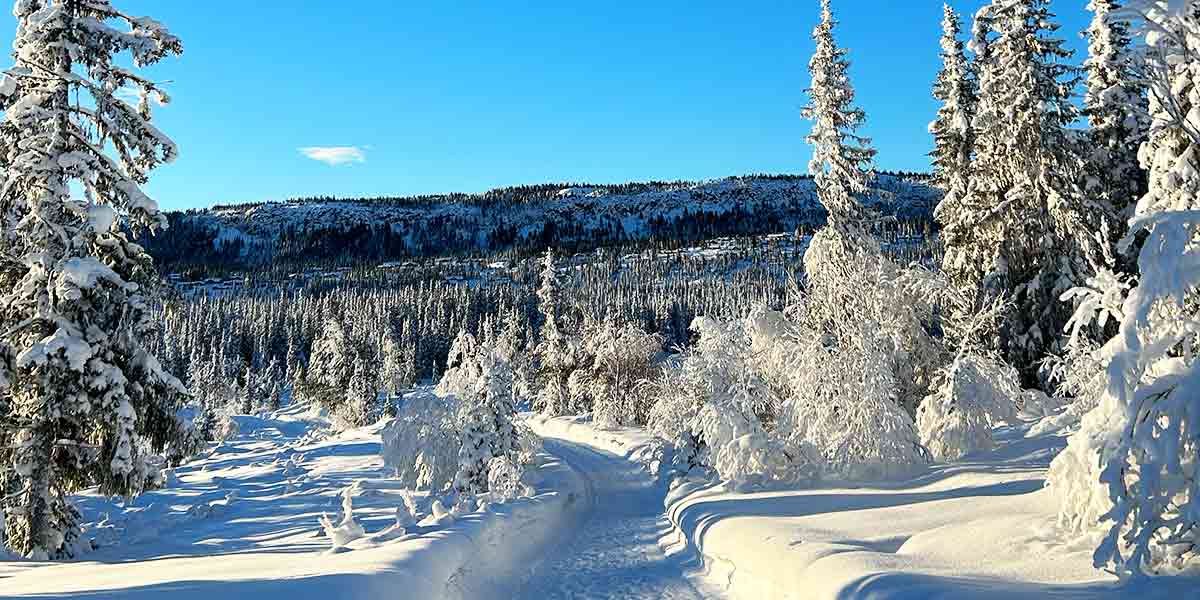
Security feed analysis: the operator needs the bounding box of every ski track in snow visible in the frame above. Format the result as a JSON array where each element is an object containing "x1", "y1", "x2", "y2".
[{"x1": 514, "y1": 438, "x2": 715, "y2": 600}]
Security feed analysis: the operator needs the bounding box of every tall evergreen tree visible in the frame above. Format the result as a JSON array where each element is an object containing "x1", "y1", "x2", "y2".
[
  {"x1": 1050, "y1": 1, "x2": 1200, "y2": 576},
  {"x1": 0, "y1": 0, "x2": 191, "y2": 558},
  {"x1": 535, "y1": 249, "x2": 572, "y2": 415},
  {"x1": 930, "y1": 4, "x2": 979, "y2": 273},
  {"x1": 946, "y1": 0, "x2": 1087, "y2": 383},
  {"x1": 802, "y1": 0, "x2": 876, "y2": 231},
  {"x1": 1082, "y1": 0, "x2": 1149, "y2": 222}
]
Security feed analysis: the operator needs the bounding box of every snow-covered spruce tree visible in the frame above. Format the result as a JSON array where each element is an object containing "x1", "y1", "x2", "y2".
[
  {"x1": 534, "y1": 249, "x2": 574, "y2": 415},
  {"x1": 439, "y1": 327, "x2": 524, "y2": 496},
  {"x1": 1083, "y1": 0, "x2": 1149, "y2": 222},
  {"x1": 769, "y1": 0, "x2": 933, "y2": 479},
  {"x1": 379, "y1": 331, "x2": 413, "y2": 400},
  {"x1": 802, "y1": 0, "x2": 876, "y2": 231},
  {"x1": 1049, "y1": 1, "x2": 1200, "y2": 577},
  {"x1": 928, "y1": 3, "x2": 977, "y2": 196},
  {"x1": 304, "y1": 317, "x2": 354, "y2": 415},
  {"x1": 0, "y1": 0, "x2": 192, "y2": 559},
  {"x1": 339, "y1": 356, "x2": 378, "y2": 427},
  {"x1": 947, "y1": 0, "x2": 1092, "y2": 385}
]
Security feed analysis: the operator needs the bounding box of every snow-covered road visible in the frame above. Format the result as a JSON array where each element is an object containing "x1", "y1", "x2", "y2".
[{"x1": 513, "y1": 437, "x2": 717, "y2": 600}]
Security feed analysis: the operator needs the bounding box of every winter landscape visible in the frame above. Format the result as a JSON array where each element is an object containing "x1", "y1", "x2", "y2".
[{"x1": 1, "y1": 0, "x2": 1199, "y2": 598}]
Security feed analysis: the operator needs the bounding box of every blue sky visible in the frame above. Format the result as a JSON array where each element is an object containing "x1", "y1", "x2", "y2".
[{"x1": 3, "y1": 1, "x2": 1092, "y2": 211}]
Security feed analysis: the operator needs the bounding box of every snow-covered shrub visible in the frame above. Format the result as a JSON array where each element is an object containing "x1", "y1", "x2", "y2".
[
  {"x1": 394, "y1": 491, "x2": 419, "y2": 532},
  {"x1": 449, "y1": 340, "x2": 522, "y2": 495},
  {"x1": 381, "y1": 391, "x2": 460, "y2": 491},
  {"x1": 434, "y1": 326, "x2": 540, "y2": 497},
  {"x1": 649, "y1": 313, "x2": 812, "y2": 486},
  {"x1": 1034, "y1": 268, "x2": 1132, "y2": 435},
  {"x1": 694, "y1": 402, "x2": 817, "y2": 489},
  {"x1": 575, "y1": 319, "x2": 662, "y2": 427},
  {"x1": 318, "y1": 487, "x2": 365, "y2": 549},
  {"x1": 769, "y1": 228, "x2": 938, "y2": 480},
  {"x1": 780, "y1": 324, "x2": 929, "y2": 480},
  {"x1": 1049, "y1": 2, "x2": 1200, "y2": 577},
  {"x1": 384, "y1": 325, "x2": 540, "y2": 498},
  {"x1": 486, "y1": 457, "x2": 524, "y2": 502},
  {"x1": 918, "y1": 354, "x2": 1022, "y2": 461}
]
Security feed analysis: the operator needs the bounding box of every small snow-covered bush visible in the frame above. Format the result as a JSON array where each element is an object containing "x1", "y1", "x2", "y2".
[
  {"x1": 390, "y1": 325, "x2": 540, "y2": 498},
  {"x1": 381, "y1": 390, "x2": 460, "y2": 491},
  {"x1": 397, "y1": 492, "x2": 419, "y2": 526},
  {"x1": 486, "y1": 456, "x2": 525, "y2": 502},
  {"x1": 319, "y1": 487, "x2": 365, "y2": 549},
  {"x1": 649, "y1": 313, "x2": 813, "y2": 486},
  {"x1": 576, "y1": 320, "x2": 662, "y2": 427},
  {"x1": 781, "y1": 327, "x2": 929, "y2": 480},
  {"x1": 917, "y1": 354, "x2": 1022, "y2": 461}
]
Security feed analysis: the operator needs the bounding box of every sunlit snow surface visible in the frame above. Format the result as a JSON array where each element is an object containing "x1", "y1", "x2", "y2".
[
  {"x1": 533, "y1": 416, "x2": 1199, "y2": 600},
  {"x1": 2, "y1": 408, "x2": 1196, "y2": 599},
  {"x1": 514, "y1": 437, "x2": 714, "y2": 599},
  {"x1": 0, "y1": 406, "x2": 579, "y2": 599}
]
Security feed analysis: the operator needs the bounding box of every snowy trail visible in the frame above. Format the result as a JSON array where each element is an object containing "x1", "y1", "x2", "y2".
[{"x1": 513, "y1": 436, "x2": 718, "y2": 600}]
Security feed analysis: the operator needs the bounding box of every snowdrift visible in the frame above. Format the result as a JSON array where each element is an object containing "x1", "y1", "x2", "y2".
[
  {"x1": 531, "y1": 415, "x2": 1198, "y2": 600},
  {"x1": 661, "y1": 426, "x2": 1196, "y2": 600}
]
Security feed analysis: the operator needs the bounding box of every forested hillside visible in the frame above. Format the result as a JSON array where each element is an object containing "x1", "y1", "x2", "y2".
[{"x1": 142, "y1": 172, "x2": 939, "y2": 278}]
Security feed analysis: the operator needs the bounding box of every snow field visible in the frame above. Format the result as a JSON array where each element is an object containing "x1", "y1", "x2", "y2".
[
  {"x1": 0, "y1": 406, "x2": 587, "y2": 600},
  {"x1": 532, "y1": 415, "x2": 1197, "y2": 600}
]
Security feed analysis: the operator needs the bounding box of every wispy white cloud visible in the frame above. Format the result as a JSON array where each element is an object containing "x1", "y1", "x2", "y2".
[
  {"x1": 299, "y1": 146, "x2": 367, "y2": 166},
  {"x1": 114, "y1": 85, "x2": 168, "y2": 107}
]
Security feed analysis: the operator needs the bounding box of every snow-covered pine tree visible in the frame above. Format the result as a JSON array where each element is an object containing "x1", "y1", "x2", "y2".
[
  {"x1": 929, "y1": 3, "x2": 977, "y2": 196},
  {"x1": 341, "y1": 356, "x2": 377, "y2": 427},
  {"x1": 929, "y1": 2, "x2": 980, "y2": 304},
  {"x1": 263, "y1": 356, "x2": 283, "y2": 411},
  {"x1": 446, "y1": 328, "x2": 521, "y2": 496},
  {"x1": 802, "y1": 0, "x2": 877, "y2": 232},
  {"x1": 1083, "y1": 0, "x2": 1149, "y2": 223},
  {"x1": 305, "y1": 317, "x2": 353, "y2": 414},
  {"x1": 535, "y1": 249, "x2": 572, "y2": 415},
  {"x1": 0, "y1": 0, "x2": 191, "y2": 559},
  {"x1": 239, "y1": 366, "x2": 255, "y2": 415},
  {"x1": 379, "y1": 331, "x2": 408, "y2": 398},
  {"x1": 947, "y1": 0, "x2": 1088, "y2": 384},
  {"x1": 1049, "y1": 1, "x2": 1200, "y2": 577}
]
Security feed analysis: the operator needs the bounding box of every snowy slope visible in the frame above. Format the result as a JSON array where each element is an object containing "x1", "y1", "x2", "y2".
[
  {"x1": 0, "y1": 407, "x2": 587, "y2": 600},
  {"x1": 148, "y1": 174, "x2": 939, "y2": 269},
  {"x1": 532, "y1": 417, "x2": 1199, "y2": 600}
]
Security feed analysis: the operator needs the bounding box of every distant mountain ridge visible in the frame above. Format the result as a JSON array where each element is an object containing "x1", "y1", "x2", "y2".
[{"x1": 143, "y1": 172, "x2": 941, "y2": 277}]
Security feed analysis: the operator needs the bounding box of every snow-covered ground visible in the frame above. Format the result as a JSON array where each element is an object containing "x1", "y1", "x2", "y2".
[
  {"x1": 0, "y1": 407, "x2": 586, "y2": 600},
  {"x1": 517, "y1": 418, "x2": 718, "y2": 599},
  {"x1": 531, "y1": 416, "x2": 1198, "y2": 600},
  {"x1": 5, "y1": 409, "x2": 1196, "y2": 599}
]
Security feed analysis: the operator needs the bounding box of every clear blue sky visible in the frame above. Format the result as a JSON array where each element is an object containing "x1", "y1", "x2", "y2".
[{"x1": 2, "y1": 1, "x2": 1092, "y2": 211}]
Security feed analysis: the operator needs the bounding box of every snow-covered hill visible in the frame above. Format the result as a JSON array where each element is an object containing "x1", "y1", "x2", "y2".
[{"x1": 145, "y1": 174, "x2": 939, "y2": 272}]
